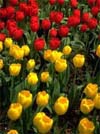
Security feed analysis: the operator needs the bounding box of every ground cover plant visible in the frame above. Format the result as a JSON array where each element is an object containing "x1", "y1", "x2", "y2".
[{"x1": 0, "y1": 0, "x2": 100, "y2": 134}]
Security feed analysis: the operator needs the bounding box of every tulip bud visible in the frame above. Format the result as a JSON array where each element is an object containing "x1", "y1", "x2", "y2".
[
  {"x1": 55, "y1": 58, "x2": 67, "y2": 72},
  {"x1": 17, "y1": 90, "x2": 32, "y2": 109},
  {"x1": 73, "y1": 54, "x2": 85, "y2": 68},
  {"x1": 9, "y1": 44, "x2": 19, "y2": 56},
  {"x1": 44, "y1": 49, "x2": 52, "y2": 61},
  {"x1": 9, "y1": 63, "x2": 21, "y2": 76},
  {"x1": 33, "y1": 112, "x2": 53, "y2": 134},
  {"x1": 54, "y1": 96, "x2": 69, "y2": 115},
  {"x1": 78, "y1": 118, "x2": 95, "y2": 134},
  {"x1": 7, "y1": 103, "x2": 22, "y2": 121},
  {"x1": 80, "y1": 98, "x2": 94, "y2": 114},
  {"x1": 84, "y1": 83, "x2": 98, "y2": 98},
  {"x1": 21, "y1": 45, "x2": 30, "y2": 56},
  {"x1": 93, "y1": 93, "x2": 100, "y2": 109},
  {"x1": 40, "y1": 72, "x2": 50, "y2": 82},
  {"x1": 4, "y1": 38, "x2": 13, "y2": 48},
  {"x1": 62, "y1": 45, "x2": 72, "y2": 55},
  {"x1": 27, "y1": 72, "x2": 38, "y2": 85},
  {"x1": 36, "y1": 91, "x2": 49, "y2": 106},
  {"x1": 27, "y1": 59, "x2": 35, "y2": 70}
]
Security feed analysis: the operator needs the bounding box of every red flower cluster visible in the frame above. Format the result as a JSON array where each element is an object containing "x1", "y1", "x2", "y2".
[
  {"x1": 49, "y1": 11, "x2": 63, "y2": 24},
  {"x1": 0, "y1": 0, "x2": 39, "y2": 40},
  {"x1": 7, "y1": 20, "x2": 23, "y2": 40},
  {"x1": 49, "y1": 0, "x2": 65, "y2": 5},
  {"x1": 0, "y1": 0, "x2": 99, "y2": 49}
]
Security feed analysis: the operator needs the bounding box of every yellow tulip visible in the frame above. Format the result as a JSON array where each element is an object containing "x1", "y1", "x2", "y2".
[
  {"x1": 55, "y1": 58, "x2": 67, "y2": 72},
  {"x1": 33, "y1": 112, "x2": 53, "y2": 134},
  {"x1": 4, "y1": 38, "x2": 13, "y2": 48},
  {"x1": 27, "y1": 59, "x2": 35, "y2": 70},
  {"x1": 93, "y1": 93, "x2": 100, "y2": 109},
  {"x1": 0, "y1": 41, "x2": 3, "y2": 52},
  {"x1": 49, "y1": 50, "x2": 63, "y2": 63},
  {"x1": 9, "y1": 63, "x2": 21, "y2": 76},
  {"x1": 44, "y1": 49, "x2": 52, "y2": 61},
  {"x1": 9, "y1": 44, "x2": 19, "y2": 56},
  {"x1": 36, "y1": 91, "x2": 49, "y2": 106},
  {"x1": 14, "y1": 48, "x2": 24, "y2": 60},
  {"x1": 40, "y1": 72, "x2": 50, "y2": 82},
  {"x1": 9, "y1": 45, "x2": 24, "y2": 60},
  {"x1": 33, "y1": 112, "x2": 45, "y2": 126},
  {"x1": 0, "y1": 59, "x2": 4, "y2": 70},
  {"x1": 21, "y1": 45, "x2": 30, "y2": 56},
  {"x1": 80, "y1": 98, "x2": 94, "y2": 114},
  {"x1": 84, "y1": 83, "x2": 98, "y2": 98},
  {"x1": 96, "y1": 45, "x2": 100, "y2": 57},
  {"x1": 54, "y1": 96, "x2": 69, "y2": 115},
  {"x1": 73, "y1": 54, "x2": 85, "y2": 68},
  {"x1": 17, "y1": 90, "x2": 32, "y2": 109},
  {"x1": 78, "y1": 118, "x2": 95, "y2": 134},
  {"x1": 7, "y1": 130, "x2": 18, "y2": 134},
  {"x1": 27, "y1": 72, "x2": 38, "y2": 85},
  {"x1": 7, "y1": 103, "x2": 22, "y2": 121},
  {"x1": 62, "y1": 45, "x2": 72, "y2": 55}
]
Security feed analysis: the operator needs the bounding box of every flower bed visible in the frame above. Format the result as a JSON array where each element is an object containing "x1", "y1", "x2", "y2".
[{"x1": 0, "y1": 0, "x2": 100, "y2": 134}]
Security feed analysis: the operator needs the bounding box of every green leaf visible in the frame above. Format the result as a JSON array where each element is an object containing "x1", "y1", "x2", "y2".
[
  {"x1": 24, "y1": 31, "x2": 32, "y2": 45},
  {"x1": 52, "y1": 79, "x2": 60, "y2": 102},
  {"x1": 46, "y1": 105, "x2": 53, "y2": 114},
  {"x1": 86, "y1": 71, "x2": 92, "y2": 83},
  {"x1": 94, "y1": 71, "x2": 100, "y2": 86}
]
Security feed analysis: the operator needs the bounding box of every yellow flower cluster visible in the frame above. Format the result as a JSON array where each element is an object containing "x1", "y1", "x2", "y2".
[
  {"x1": 44, "y1": 49, "x2": 67, "y2": 73},
  {"x1": 43, "y1": 46, "x2": 85, "y2": 74},
  {"x1": 7, "y1": 90, "x2": 33, "y2": 120},
  {"x1": 80, "y1": 83, "x2": 100, "y2": 114},
  {"x1": 4, "y1": 38, "x2": 30, "y2": 60},
  {"x1": 9, "y1": 44, "x2": 24, "y2": 60}
]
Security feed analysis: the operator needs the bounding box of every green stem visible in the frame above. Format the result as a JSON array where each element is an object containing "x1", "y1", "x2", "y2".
[
  {"x1": 92, "y1": 59, "x2": 100, "y2": 77},
  {"x1": 20, "y1": 118, "x2": 24, "y2": 134},
  {"x1": 71, "y1": 69, "x2": 77, "y2": 106},
  {"x1": 10, "y1": 77, "x2": 14, "y2": 102}
]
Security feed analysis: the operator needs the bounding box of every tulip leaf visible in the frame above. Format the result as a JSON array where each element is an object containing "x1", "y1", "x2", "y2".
[
  {"x1": 46, "y1": 105, "x2": 53, "y2": 114},
  {"x1": 24, "y1": 31, "x2": 32, "y2": 45},
  {"x1": 52, "y1": 79, "x2": 60, "y2": 102},
  {"x1": 94, "y1": 71, "x2": 100, "y2": 86}
]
